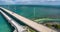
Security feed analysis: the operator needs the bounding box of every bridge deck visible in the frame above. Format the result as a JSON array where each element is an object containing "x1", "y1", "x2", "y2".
[
  {"x1": 0, "y1": 10, "x2": 26, "y2": 32},
  {"x1": 0, "y1": 7, "x2": 57, "y2": 32}
]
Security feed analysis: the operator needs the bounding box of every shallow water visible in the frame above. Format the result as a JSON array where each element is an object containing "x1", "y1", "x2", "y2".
[
  {"x1": 0, "y1": 5, "x2": 60, "y2": 32},
  {"x1": 1, "y1": 5, "x2": 60, "y2": 19},
  {"x1": 0, "y1": 14, "x2": 14, "y2": 32}
]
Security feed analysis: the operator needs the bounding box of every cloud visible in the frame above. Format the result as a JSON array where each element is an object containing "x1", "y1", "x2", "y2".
[
  {"x1": 0, "y1": 0, "x2": 15, "y2": 5},
  {"x1": 0, "y1": 0, "x2": 60, "y2": 5}
]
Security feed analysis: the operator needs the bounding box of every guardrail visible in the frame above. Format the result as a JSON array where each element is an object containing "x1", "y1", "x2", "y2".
[
  {"x1": 0, "y1": 7, "x2": 57, "y2": 32},
  {"x1": 0, "y1": 10, "x2": 27, "y2": 32}
]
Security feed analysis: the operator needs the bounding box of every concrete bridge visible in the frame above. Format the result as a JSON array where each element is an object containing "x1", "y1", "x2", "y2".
[
  {"x1": 0, "y1": 7, "x2": 58, "y2": 32},
  {"x1": 0, "y1": 10, "x2": 27, "y2": 32}
]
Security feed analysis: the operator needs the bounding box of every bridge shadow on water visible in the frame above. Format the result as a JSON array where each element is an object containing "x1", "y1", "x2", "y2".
[
  {"x1": 0, "y1": 12, "x2": 15, "y2": 32},
  {"x1": 0, "y1": 9, "x2": 38, "y2": 32},
  {"x1": 0, "y1": 8, "x2": 26, "y2": 26}
]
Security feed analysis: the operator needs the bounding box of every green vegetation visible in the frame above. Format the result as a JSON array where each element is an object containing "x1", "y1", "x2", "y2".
[
  {"x1": 52, "y1": 24, "x2": 60, "y2": 29},
  {"x1": 34, "y1": 18, "x2": 60, "y2": 30},
  {"x1": 45, "y1": 24, "x2": 52, "y2": 28},
  {"x1": 27, "y1": 18, "x2": 60, "y2": 32},
  {"x1": 45, "y1": 24, "x2": 60, "y2": 29}
]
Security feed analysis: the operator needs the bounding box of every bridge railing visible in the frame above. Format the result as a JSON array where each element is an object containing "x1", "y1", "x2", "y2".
[
  {"x1": 0, "y1": 7, "x2": 57, "y2": 32},
  {"x1": 0, "y1": 10, "x2": 27, "y2": 32}
]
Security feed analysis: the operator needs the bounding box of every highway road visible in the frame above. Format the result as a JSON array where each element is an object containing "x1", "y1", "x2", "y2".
[
  {"x1": 0, "y1": 7, "x2": 58, "y2": 32},
  {"x1": 0, "y1": 10, "x2": 26, "y2": 32}
]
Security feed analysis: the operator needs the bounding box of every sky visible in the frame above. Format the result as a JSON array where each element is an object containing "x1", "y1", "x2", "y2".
[{"x1": 0, "y1": 0, "x2": 60, "y2": 5}]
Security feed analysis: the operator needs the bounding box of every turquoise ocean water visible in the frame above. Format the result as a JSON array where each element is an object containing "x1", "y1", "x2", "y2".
[{"x1": 0, "y1": 5, "x2": 60, "y2": 32}]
